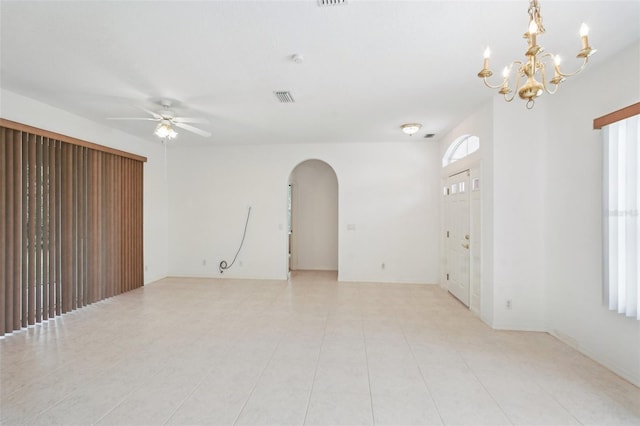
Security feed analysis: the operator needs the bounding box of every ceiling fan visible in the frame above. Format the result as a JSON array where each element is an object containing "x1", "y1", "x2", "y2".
[{"x1": 108, "y1": 99, "x2": 211, "y2": 139}]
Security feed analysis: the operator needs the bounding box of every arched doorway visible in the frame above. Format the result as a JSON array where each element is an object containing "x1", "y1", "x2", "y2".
[{"x1": 288, "y1": 160, "x2": 338, "y2": 273}]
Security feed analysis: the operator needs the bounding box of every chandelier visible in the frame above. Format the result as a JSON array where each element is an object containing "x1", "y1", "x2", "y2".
[{"x1": 477, "y1": 0, "x2": 596, "y2": 109}]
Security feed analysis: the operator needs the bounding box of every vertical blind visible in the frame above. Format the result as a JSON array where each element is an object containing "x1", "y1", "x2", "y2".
[
  {"x1": 602, "y1": 113, "x2": 639, "y2": 320},
  {"x1": 1, "y1": 120, "x2": 146, "y2": 336}
]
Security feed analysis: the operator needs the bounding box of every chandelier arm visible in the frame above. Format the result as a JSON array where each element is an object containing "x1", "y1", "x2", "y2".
[
  {"x1": 556, "y1": 56, "x2": 590, "y2": 78},
  {"x1": 540, "y1": 62, "x2": 560, "y2": 95},
  {"x1": 504, "y1": 70, "x2": 521, "y2": 102},
  {"x1": 482, "y1": 77, "x2": 505, "y2": 90},
  {"x1": 503, "y1": 92, "x2": 517, "y2": 103},
  {"x1": 539, "y1": 52, "x2": 555, "y2": 63}
]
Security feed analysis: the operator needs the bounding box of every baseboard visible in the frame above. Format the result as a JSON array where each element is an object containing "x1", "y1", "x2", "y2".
[
  {"x1": 491, "y1": 322, "x2": 546, "y2": 332},
  {"x1": 144, "y1": 274, "x2": 169, "y2": 285},
  {"x1": 160, "y1": 273, "x2": 287, "y2": 281},
  {"x1": 549, "y1": 330, "x2": 640, "y2": 388}
]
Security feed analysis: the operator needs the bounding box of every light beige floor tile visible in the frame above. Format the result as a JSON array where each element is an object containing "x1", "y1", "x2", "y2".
[
  {"x1": 235, "y1": 384, "x2": 311, "y2": 426},
  {"x1": 317, "y1": 338, "x2": 367, "y2": 365},
  {"x1": 534, "y1": 370, "x2": 640, "y2": 425},
  {"x1": 304, "y1": 390, "x2": 373, "y2": 426},
  {"x1": 312, "y1": 360, "x2": 370, "y2": 394},
  {"x1": 255, "y1": 359, "x2": 318, "y2": 391},
  {"x1": 371, "y1": 386, "x2": 443, "y2": 426},
  {"x1": 31, "y1": 379, "x2": 137, "y2": 425},
  {"x1": 0, "y1": 272, "x2": 638, "y2": 426},
  {"x1": 421, "y1": 364, "x2": 512, "y2": 425},
  {"x1": 94, "y1": 368, "x2": 203, "y2": 425},
  {"x1": 474, "y1": 369, "x2": 580, "y2": 426},
  {"x1": 165, "y1": 387, "x2": 250, "y2": 425}
]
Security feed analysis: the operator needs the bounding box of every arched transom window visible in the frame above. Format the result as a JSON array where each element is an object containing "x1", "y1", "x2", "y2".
[{"x1": 442, "y1": 135, "x2": 480, "y2": 167}]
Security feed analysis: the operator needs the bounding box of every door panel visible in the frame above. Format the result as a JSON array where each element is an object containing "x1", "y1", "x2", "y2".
[{"x1": 446, "y1": 171, "x2": 471, "y2": 306}]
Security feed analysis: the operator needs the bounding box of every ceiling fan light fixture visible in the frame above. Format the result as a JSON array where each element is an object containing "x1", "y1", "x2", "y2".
[
  {"x1": 401, "y1": 123, "x2": 422, "y2": 136},
  {"x1": 155, "y1": 121, "x2": 177, "y2": 139}
]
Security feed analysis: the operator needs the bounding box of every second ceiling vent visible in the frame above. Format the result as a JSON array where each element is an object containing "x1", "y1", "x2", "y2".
[
  {"x1": 318, "y1": 0, "x2": 347, "y2": 6},
  {"x1": 274, "y1": 91, "x2": 295, "y2": 103}
]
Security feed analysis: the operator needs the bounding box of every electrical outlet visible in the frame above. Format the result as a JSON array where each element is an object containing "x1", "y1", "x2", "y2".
[
  {"x1": 202, "y1": 259, "x2": 207, "y2": 266},
  {"x1": 381, "y1": 262, "x2": 385, "y2": 270},
  {"x1": 506, "y1": 300, "x2": 512, "y2": 309}
]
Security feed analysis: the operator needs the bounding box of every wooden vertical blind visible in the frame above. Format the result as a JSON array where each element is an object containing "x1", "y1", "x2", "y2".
[{"x1": 1, "y1": 120, "x2": 146, "y2": 336}]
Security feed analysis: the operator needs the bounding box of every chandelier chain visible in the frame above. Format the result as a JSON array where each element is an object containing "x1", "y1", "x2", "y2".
[{"x1": 528, "y1": 0, "x2": 545, "y2": 34}]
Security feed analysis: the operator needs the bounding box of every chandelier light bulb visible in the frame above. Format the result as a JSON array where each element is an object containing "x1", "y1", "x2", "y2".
[
  {"x1": 578, "y1": 22, "x2": 595, "y2": 56},
  {"x1": 554, "y1": 55, "x2": 562, "y2": 66},
  {"x1": 580, "y1": 23, "x2": 589, "y2": 37},
  {"x1": 528, "y1": 20, "x2": 538, "y2": 34},
  {"x1": 502, "y1": 66, "x2": 510, "y2": 78},
  {"x1": 480, "y1": 47, "x2": 491, "y2": 75}
]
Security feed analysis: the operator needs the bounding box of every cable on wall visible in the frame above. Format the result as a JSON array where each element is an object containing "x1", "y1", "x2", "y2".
[{"x1": 219, "y1": 206, "x2": 252, "y2": 273}]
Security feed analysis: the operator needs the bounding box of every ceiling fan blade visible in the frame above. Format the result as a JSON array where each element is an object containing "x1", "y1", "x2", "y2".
[
  {"x1": 174, "y1": 122, "x2": 212, "y2": 137},
  {"x1": 172, "y1": 117, "x2": 209, "y2": 124},
  {"x1": 138, "y1": 106, "x2": 163, "y2": 119},
  {"x1": 107, "y1": 117, "x2": 159, "y2": 121}
]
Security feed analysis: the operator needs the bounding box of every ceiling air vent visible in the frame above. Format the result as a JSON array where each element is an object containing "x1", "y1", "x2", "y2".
[
  {"x1": 274, "y1": 91, "x2": 295, "y2": 103},
  {"x1": 424, "y1": 134, "x2": 436, "y2": 139},
  {"x1": 318, "y1": 0, "x2": 347, "y2": 6}
]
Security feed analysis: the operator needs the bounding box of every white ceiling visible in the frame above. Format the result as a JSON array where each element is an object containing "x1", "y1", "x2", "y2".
[{"x1": 1, "y1": 1, "x2": 638, "y2": 146}]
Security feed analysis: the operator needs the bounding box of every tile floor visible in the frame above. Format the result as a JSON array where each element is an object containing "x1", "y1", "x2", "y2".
[{"x1": 1, "y1": 271, "x2": 639, "y2": 426}]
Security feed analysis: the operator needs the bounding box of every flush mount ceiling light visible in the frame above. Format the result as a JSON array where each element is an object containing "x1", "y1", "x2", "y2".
[
  {"x1": 401, "y1": 123, "x2": 422, "y2": 136},
  {"x1": 154, "y1": 120, "x2": 177, "y2": 140},
  {"x1": 477, "y1": 0, "x2": 596, "y2": 109}
]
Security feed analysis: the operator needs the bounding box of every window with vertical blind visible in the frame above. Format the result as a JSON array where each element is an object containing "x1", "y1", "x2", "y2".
[
  {"x1": 596, "y1": 103, "x2": 640, "y2": 320},
  {"x1": 0, "y1": 119, "x2": 146, "y2": 336}
]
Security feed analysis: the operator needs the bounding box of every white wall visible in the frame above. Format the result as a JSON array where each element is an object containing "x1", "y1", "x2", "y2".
[
  {"x1": 167, "y1": 140, "x2": 441, "y2": 284},
  {"x1": 0, "y1": 89, "x2": 169, "y2": 284},
  {"x1": 290, "y1": 159, "x2": 338, "y2": 271},
  {"x1": 544, "y1": 42, "x2": 640, "y2": 386},
  {"x1": 491, "y1": 99, "x2": 548, "y2": 331}
]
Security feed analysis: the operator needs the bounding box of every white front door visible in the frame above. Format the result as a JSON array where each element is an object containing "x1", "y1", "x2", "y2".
[{"x1": 446, "y1": 171, "x2": 471, "y2": 306}]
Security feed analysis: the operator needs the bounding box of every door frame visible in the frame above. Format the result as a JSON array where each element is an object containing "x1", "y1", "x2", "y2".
[
  {"x1": 445, "y1": 170, "x2": 471, "y2": 306},
  {"x1": 287, "y1": 159, "x2": 339, "y2": 274},
  {"x1": 441, "y1": 162, "x2": 482, "y2": 315}
]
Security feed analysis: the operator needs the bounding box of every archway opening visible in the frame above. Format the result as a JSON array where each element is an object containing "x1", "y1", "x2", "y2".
[{"x1": 288, "y1": 159, "x2": 338, "y2": 274}]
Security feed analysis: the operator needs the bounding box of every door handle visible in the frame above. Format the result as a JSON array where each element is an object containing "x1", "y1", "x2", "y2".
[
  {"x1": 462, "y1": 243, "x2": 470, "y2": 249},
  {"x1": 465, "y1": 234, "x2": 470, "y2": 240}
]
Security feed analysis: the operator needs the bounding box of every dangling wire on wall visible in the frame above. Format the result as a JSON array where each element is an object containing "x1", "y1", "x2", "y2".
[{"x1": 219, "y1": 206, "x2": 252, "y2": 273}]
